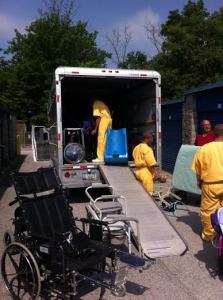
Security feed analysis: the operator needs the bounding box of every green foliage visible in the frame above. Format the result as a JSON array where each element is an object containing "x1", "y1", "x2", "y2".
[
  {"x1": 30, "y1": 113, "x2": 48, "y2": 126},
  {"x1": 0, "y1": 52, "x2": 12, "y2": 108},
  {"x1": 118, "y1": 51, "x2": 150, "y2": 69},
  {"x1": 2, "y1": 3, "x2": 110, "y2": 125},
  {"x1": 2, "y1": 0, "x2": 223, "y2": 115},
  {"x1": 151, "y1": 0, "x2": 223, "y2": 98},
  {"x1": 119, "y1": 1, "x2": 223, "y2": 99}
]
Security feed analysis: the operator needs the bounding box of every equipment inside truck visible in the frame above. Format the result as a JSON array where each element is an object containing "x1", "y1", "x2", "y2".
[{"x1": 61, "y1": 76, "x2": 157, "y2": 163}]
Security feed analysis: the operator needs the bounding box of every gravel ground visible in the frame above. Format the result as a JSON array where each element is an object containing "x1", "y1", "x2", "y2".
[{"x1": 1, "y1": 148, "x2": 223, "y2": 300}]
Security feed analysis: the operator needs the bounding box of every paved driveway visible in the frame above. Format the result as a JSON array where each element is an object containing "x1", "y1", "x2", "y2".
[{"x1": 0, "y1": 148, "x2": 223, "y2": 299}]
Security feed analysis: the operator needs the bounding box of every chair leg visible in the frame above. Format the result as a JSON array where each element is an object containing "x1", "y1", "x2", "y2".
[
  {"x1": 111, "y1": 249, "x2": 119, "y2": 269},
  {"x1": 69, "y1": 271, "x2": 79, "y2": 299},
  {"x1": 99, "y1": 286, "x2": 106, "y2": 300}
]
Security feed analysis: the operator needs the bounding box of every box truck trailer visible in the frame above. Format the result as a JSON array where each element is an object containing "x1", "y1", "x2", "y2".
[{"x1": 32, "y1": 67, "x2": 161, "y2": 188}]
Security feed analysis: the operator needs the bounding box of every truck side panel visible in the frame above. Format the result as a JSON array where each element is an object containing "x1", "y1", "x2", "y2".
[{"x1": 55, "y1": 76, "x2": 63, "y2": 181}]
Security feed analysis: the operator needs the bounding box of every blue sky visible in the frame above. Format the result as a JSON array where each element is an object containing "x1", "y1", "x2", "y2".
[{"x1": 0, "y1": 0, "x2": 222, "y2": 57}]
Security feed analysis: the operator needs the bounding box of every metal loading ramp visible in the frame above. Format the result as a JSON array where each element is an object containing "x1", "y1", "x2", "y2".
[{"x1": 99, "y1": 165, "x2": 187, "y2": 258}]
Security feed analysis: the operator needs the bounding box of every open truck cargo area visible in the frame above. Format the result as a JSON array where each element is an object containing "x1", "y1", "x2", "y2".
[
  {"x1": 33, "y1": 67, "x2": 161, "y2": 188},
  {"x1": 31, "y1": 67, "x2": 188, "y2": 259}
]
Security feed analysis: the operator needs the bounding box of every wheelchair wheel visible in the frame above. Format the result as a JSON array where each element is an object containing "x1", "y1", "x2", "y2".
[{"x1": 1, "y1": 242, "x2": 41, "y2": 300}]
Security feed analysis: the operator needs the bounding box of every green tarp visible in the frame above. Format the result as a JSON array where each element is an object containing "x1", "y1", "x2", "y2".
[{"x1": 172, "y1": 145, "x2": 201, "y2": 195}]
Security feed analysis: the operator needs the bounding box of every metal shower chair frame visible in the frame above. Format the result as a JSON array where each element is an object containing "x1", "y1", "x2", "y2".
[{"x1": 85, "y1": 183, "x2": 142, "y2": 256}]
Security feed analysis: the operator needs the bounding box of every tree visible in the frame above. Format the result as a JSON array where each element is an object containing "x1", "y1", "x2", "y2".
[
  {"x1": 150, "y1": 0, "x2": 223, "y2": 99},
  {"x1": 42, "y1": 0, "x2": 78, "y2": 21},
  {"x1": 4, "y1": 0, "x2": 110, "y2": 125},
  {"x1": 118, "y1": 51, "x2": 150, "y2": 69},
  {"x1": 144, "y1": 18, "x2": 164, "y2": 54},
  {"x1": 105, "y1": 25, "x2": 132, "y2": 67},
  {"x1": 0, "y1": 50, "x2": 12, "y2": 108},
  {"x1": 119, "y1": 1, "x2": 223, "y2": 99}
]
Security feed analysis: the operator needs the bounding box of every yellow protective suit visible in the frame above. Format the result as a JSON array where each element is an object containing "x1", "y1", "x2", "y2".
[
  {"x1": 132, "y1": 143, "x2": 157, "y2": 194},
  {"x1": 93, "y1": 100, "x2": 112, "y2": 161},
  {"x1": 191, "y1": 141, "x2": 223, "y2": 241}
]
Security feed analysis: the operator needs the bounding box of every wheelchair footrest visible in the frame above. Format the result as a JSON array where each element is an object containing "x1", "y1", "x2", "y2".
[{"x1": 118, "y1": 252, "x2": 155, "y2": 270}]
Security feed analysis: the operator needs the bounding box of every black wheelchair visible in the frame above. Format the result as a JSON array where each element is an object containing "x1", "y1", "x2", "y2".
[{"x1": 1, "y1": 167, "x2": 153, "y2": 299}]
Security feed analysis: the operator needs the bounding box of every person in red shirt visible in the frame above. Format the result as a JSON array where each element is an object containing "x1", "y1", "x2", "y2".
[{"x1": 195, "y1": 119, "x2": 216, "y2": 146}]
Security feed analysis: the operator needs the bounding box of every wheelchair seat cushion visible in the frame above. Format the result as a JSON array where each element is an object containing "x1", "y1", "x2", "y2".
[{"x1": 65, "y1": 240, "x2": 113, "y2": 272}]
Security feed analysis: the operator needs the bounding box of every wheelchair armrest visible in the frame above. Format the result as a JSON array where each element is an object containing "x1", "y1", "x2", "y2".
[
  {"x1": 79, "y1": 218, "x2": 108, "y2": 227},
  {"x1": 95, "y1": 195, "x2": 122, "y2": 202}
]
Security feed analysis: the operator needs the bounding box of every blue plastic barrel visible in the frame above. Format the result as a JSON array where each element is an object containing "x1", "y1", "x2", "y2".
[{"x1": 104, "y1": 128, "x2": 128, "y2": 165}]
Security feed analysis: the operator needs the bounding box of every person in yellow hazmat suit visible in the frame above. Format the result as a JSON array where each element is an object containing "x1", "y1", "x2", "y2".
[
  {"x1": 191, "y1": 124, "x2": 223, "y2": 241},
  {"x1": 91, "y1": 99, "x2": 112, "y2": 162},
  {"x1": 132, "y1": 133, "x2": 160, "y2": 195}
]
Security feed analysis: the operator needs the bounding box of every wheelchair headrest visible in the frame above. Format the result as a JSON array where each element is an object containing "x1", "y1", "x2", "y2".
[{"x1": 12, "y1": 167, "x2": 61, "y2": 196}]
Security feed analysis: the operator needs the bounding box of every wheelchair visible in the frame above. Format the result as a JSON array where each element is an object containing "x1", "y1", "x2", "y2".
[{"x1": 1, "y1": 167, "x2": 154, "y2": 299}]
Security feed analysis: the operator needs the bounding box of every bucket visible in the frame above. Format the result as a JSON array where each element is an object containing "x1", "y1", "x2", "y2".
[{"x1": 103, "y1": 225, "x2": 126, "y2": 245}]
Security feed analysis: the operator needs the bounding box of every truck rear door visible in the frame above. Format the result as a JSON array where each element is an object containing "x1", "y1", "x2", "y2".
[{"x1": 31, "y1": 126, "x2": 50, "y2": 161}]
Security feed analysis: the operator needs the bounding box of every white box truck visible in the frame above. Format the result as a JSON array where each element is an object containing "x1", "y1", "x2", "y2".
[{"x1": 32, "y1": 67, "x2": 161, "y2": 188}]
